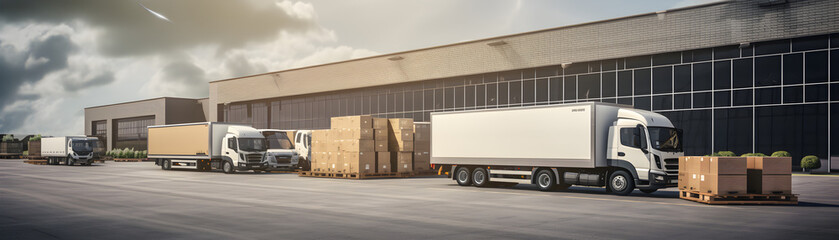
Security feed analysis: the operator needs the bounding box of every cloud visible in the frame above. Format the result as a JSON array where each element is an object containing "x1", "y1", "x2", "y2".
[
  {"x1": 0, "y1": 0, "x2": 319, "y2": 57},
  {"x1": 0, "y1": 34, "x2": 77, "y2": 107},
  {"x1": 143, "y1": 60, "x2": 208, "y2": 98}
]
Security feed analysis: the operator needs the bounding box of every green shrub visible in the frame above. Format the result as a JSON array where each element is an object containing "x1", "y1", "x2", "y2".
[
  {"x1": 23, "y1": 150, "x2": 28, "y2": 156},
  {"x1": 771, "y1": 151, "x2": 791, "y2": 157},
  {"x1": 741, "y1": 153, "x2": 767, "y2": 157},
  {"x1": 29, "y1": 134, "x2": 42, "y2": 142},
  {"x1": 2, "y1": 134, "x2": 16, "y2": 142},
  {"x1": 800, "y1": 155, "x2": 821, "y2": 170},
  {"x1": 710, "y1": 151, "x2": 736, "y2": 157}
]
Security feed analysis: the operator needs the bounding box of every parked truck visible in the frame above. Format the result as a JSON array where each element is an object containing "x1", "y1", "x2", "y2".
[
  {"x1": 293, "y1": 130, "x2": 312, "y2": 166},
  {"x1": 148, "y1": 122, "x2": 269, "y2": 174},
  {"x1": 42, "y1": 136, "x2": 96, "y2": 166},
  {"x1": 259, "y1": 129, "x2": 300, "y2": 171},
  {"x1": 431, "y1": 102, "x2": 683, "y2": 195}
]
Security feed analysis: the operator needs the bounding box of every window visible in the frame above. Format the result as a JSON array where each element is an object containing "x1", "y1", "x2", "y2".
[
  {"x1": 805, "y1": 51, "x2": 828, "y2": 83},
  {"x1": 792, "y1": 35, "x2": 829, "y2": 51},
  {"x1": 617, "y1": 71, "x2": 632, "y2": 96},
  {"x1": 714, "y1": 108, "x2": 753, "y2": 155},
  {"x1": 832, "y1": 50, "x2": 839, "y2": 82},
  {"x1": 733, "y1": 58, "x2": 752, "y2": 88},
  {"x1": 714, "y1": 91, "x2": 731, "y2": 107},
  {"x1": 113, "y1": 116, "x2": 155, "y2": 151},
  {"x1": 423, "y1": 89, "x2": 433, "y2": 111},
  {"x1": 536, "y1": 66, "x2": 559, "y2": 78},
  {"x1": 649, "y1": 127, "x2": 683, "y2": 152},
  {"x1": 693, "y1": 63, "x2": 712, "y2": 91},
  {"x1": 805, "y1": 84, "x2": 828, "y2": 102},
  {"x1": 714, "y1": 61, "x2": 731, "y2": 90},
  {"x1": 634, "y1": 96, "x2": 651, "y2": 110},
  {"x1": 674, "y1": 65, "x2": 691, "y2": 92},
  {"x1": 444, "y1": 88, "x2": 454, "y2": 109},
  {"x1": 684, "y1": 48, "x2": 712, "y2": 63},
  {"x1": 755, "y1": 105, "x2": 828, "y2": 167},
  {"x1": 755, "y1": 87, "x2": 781, "y2": 105},
  {"x1": 252, "y1": 102, "x2": 268, "y2": 129},
  {"x1": 783, "y1": 53, "x2": 803, "y2": 85},
  {"x1": 228, "y1": 137, "x2": 237, "y2": 150},
  {"x1": 578, "y1": 74, "x2": 600, "y2": 99},
  {"x1": 674, "y1": 94, "x2": 691, "y2": 109},
  {"x1": 549, "y1": 77, "x2": 562, "y2": 101},
  {"x1": 783, "y1": 86, "x2": 803, "y2": 103},
  {"x1": 653, "y1": 52, "x2": 681, "y2": 66},
  {"x1": 617, "y1": 97, "x2": 632, "y2": 106},
  {"x1": 602, "y1": 72, "x2": 616, "y2": 98},
  {"x1": 92, "y1": 120, "x2": 107, "y2": 149},
  {"x1": 455, "y1": 86, "x2": 465, "y2": 108},
  {"x1": 755, "y1": 39, "x2": 790, "y2": 55},
  {"x1": 602, "y1": 59, "x2": 618, "y2": 71},
  {"x1": 653, "y1": 95, "x2": 672, "y2": 111},
  {"x1": 634, "y1": 68, "x2": 651, "y2": 95},
  {"x1": 733, "y1": 89, "x2": 753, "y2": 106},
  {"x1": 714, "y1": 45, "x2": 739, "y2": 60},
  {"x1": 465, "y1": 86, "x2": 475, "y2": 107},
  {"x1": 523, "y1": 80, "x2": 535, "y2": 104},
  {"x1": 434, "y1": 89, "x2": 444, "y2": 110},
  {"x1": 498, "y1": 82, "x2": 508, "y2": 105},
  {"x1": 626, "y1": 56, "x2": 651, "y2": 69},
  {"x1": 509, "y1": 81, "x2": 522, "y2": 104},
  {"x1": 653, "y1": 67, "x2": 672, "y2": 94},
  {"x1": 476, "y1": 85, "x2": 486, "y2": 107},
  {"x1": 755, "y1": 56, "x2": 781, "y2": 86},
  {"x1": 413, "y1": 91, "x2": 423, "y2": 111},
  {"x1": 619, "y1": 127, "x2": 647, "y2": 149},
  {"x1": 564, "y1": 76, "x2": 576, "y2": 100},
  {"x1": 536, "y1": 78, "x2": 549, "y2": 102},
  {"x1": 486, "y1": 83, "x2": 497, "y2": 106},
  {"x1": 693, "y1": 92, "x2": 712, "y2": 108}
]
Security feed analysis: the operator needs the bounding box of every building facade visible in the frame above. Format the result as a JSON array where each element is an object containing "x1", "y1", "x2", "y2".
[
  {"x1": 205, "y1": 0, "x2": 837, "y2": 170},
  {"x1": 84, "y1": 97, "x2": 209, "y2": 151}
]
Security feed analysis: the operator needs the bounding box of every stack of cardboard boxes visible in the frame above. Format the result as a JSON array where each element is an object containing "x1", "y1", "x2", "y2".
[
  {"x1": 307, "y1": 116, "x2": 432, "y2": 175},
  {"x1": 747, "y1": 157, "x2": 792, "y2": 194},
  {"x1": 679, "y1": 156, "x2": 792, "y2": 196}
]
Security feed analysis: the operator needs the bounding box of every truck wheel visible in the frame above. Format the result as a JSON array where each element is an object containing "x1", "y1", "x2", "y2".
[
  {"x1": 455, "y1": 167, "x2": 472, "y2": 186},
  {"x1": 222, "y1": 161, "x2": 235, "y2": 174},
  {"x1": 161, "y1": 159, "x2": 172, "y2": 170},
  {"x1": 640, "y1": 189, "x2": 657, "y2": 194},
  {"x1": 608, "y1": 170, "x2": 635, "y2": 196},
  {"x1": 472, "y1": 167, "x2": 489, "y2": 187},
  {"x1": 535, "y1": 169, "x2": 557, "y2": 191}
]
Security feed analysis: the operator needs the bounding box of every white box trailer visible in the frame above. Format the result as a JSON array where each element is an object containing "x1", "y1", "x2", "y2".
[
  {"x1": 148, "y1": 122, "x2": 269, "y2": 174},
  {"x1": 42, "y1": 136, "x2": 96, "y2": 166},
  {"x1": 431, "y1": 102, "x2": 684, "y2": 195}
]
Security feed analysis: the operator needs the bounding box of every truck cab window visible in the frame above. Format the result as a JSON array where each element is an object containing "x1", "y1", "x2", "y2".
[
  {"x1": 619, "y1": 127, "x2": 643, "y2": 149},
  {"x1": 228, "y1": 138, "x2": 237, "y2": 151}
]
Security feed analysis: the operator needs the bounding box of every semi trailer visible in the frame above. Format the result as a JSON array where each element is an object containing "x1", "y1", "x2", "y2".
[
  {"x1": 431, "y1": 102, "x2": 684, "y2": 195},
  {"x1": 148, "y1": 122, "x2": 269, "y2": 174},
  {"x1": 259, "y1": 129, "x2": 300, "y2": 171},
  {"x1": 42, "y1": 136, "x2": 96, "y2": 166}
]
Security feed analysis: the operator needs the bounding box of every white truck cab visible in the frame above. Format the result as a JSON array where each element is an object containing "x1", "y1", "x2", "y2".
[
  {"x1": 42, "y1": 136, "x2": 96, "y2": 166},
  {"x1": 259, "y1": 129, "x2": 300, "y2": 171},
  {"x1": 293, "y1": 130, "x2": 312, "y2": 166},
  {"x1": 608, "y1": 109, "x2": 682, "y2": 192}
]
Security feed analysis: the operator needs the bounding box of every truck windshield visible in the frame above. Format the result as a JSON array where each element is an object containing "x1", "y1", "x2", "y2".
[
  {"x1": 648, "y1": 127, "x2": 682, "y2": 152},
  {"x1": 238, "y1": 138, "x2": 267, "y2": 152},
  {"x1": 263, "y1": 132, "x2": 293, "y2": 150},
  {"x1": 72, "y1": 140, "x2": 93, "y2": 152}
]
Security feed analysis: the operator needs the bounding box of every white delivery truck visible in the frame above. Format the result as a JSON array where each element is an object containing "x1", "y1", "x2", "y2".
[
  {"x1": 42, "y1": 136, "x2": 97, "y2": 166},
  {"x1": 293, "y1": 130, "x2": 312, "y2": 166},
  {"x1": 259, "y1": 129, "x2": 300, "y2": 171},
  {"x1": 148, "y1": 122, "x2": 269, "y2": 174},
  {"x1": 431, "y1": 102, "x2": 683, "y2": 195}
]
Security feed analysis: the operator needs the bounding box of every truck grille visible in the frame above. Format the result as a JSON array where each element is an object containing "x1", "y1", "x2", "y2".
[
  {"x1": 274, "y1": 156, "x2": 291, "y2": 164},
  {"x1": 246, "y1": 154, "x2": 263, "y2": 164},
  {"x1": 663, "y1": 158, "x2": 679, "y2": 174}
]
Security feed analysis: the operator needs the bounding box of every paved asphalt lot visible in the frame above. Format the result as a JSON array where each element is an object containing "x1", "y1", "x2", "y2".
[{"x1": 1, "y1": 160, "x2": 838, "y2": 240}]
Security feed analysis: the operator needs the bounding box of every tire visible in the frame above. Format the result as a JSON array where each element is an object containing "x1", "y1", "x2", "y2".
[
  {"x1": 640, "y1": 188, "x2": 657, "y2": 194},
  {"x1": 472, "y1": 167, "x2": 489, "y2": 187},
  {"x1": 535, "y1": 169, "x2": 557, "y2": 191},
  {"x1": 161, "y1": 159, "x2": 172, "y2": 170},
  {"x1": 455, "y1": 167, "x2": 472, "y2": 186},
  {"x1": 608, "y1": 170, "x2": 635, "y2": 196},
  {"x1": 222, "y1": 161, "x2": 235, "y2": 174}
]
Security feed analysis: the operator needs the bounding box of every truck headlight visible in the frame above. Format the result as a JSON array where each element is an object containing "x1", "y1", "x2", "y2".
[{"x1": 655, "y1": 175, "x2": 665, "y2": 181}]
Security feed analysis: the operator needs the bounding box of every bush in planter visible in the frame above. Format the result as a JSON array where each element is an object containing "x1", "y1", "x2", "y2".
[
  {"x1": 800, "y1": 155, "x2": 821, "y2": 171},
  {"x1": 29, "y1": 134, "x2": 42, "y2": 142},
  {"x1": 710, "y1": 151, "x2": 736, "y2": 157},
  {"x1": 2, "y1": 134, "x2": 16, "y2": 142},
  {"x1": 741, "y1": 153, "x2": 767, "y2": 157},
  {"x1": 23, "y1": 150, "x2": 28, "y2": 156},
  {"x1": 771, "y1": 151, "x2": 791, "y2": 157}
]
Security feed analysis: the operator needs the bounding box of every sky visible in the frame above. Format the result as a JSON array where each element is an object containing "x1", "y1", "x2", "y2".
[{"x1": 0, "y1": 0, "x2": 718, "y2": 137}]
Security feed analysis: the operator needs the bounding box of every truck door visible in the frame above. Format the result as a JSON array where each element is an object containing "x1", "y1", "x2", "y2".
[
  {"x1": 614, "y1": 124, "x2": 651, "y2": 181},
  {"x1": 223, "y1": 135, "x2": 239, "y2": 163}
]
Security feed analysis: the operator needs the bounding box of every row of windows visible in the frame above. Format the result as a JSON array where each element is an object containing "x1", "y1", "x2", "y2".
[
  {"x1": 113, "y1": 116, "x2": 154, "y2": 151},
  {"x1": 92, "y1": 120, "x2": 107, "y2": 148}
]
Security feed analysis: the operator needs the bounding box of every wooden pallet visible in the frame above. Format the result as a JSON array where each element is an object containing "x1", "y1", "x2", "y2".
[
  {"x1": 0, "y1": 155, "x2": 22, "y2": 159},
  {"x1": 113, "y1": 158, "x2": 150, "y2": 162},
  {"x1": 23, "y1": 159, "x2": 48, "y2": 165},
  {"x1": 24, "y1": 155, "x2": 46, "y2": 160},
  {"x1": 299, "y1": 170, "x2": 437, "y2": 179},
  {"x1": 679, "y1": 190, "x2": 798, "y2": 205},
  {"x1": 267, "y1": 169, "x2": 301, "y2": 173}
]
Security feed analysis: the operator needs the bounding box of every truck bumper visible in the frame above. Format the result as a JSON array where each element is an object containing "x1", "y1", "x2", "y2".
[
  {"x1": 236, "y1": 162, "x2": 268, "y2": 171},
  {"x1": 648, "y1": 172, "x2": 678, "y2": 189}
]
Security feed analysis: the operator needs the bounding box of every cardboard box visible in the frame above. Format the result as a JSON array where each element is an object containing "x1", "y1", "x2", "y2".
[
  {"x1": 389, "y1": 129, "x2": 414, "y2": 141},
  {"x1": 706, "y1": 157, "x2": 747, "y2": 175},
  {"x1": 413, "y1": 151, "x2": 431, "y2": 171},
  {"x1": 340, "y1": 128, "x2": 374, "y2": 140},
  {"x1": 374, "y1": 129, "x2": 388, "y2": 140},
  {"x1": 688, "y1": 172, "x2": 701, "y2": 191},
  {"x1": 678, "y1": 156, "x2": 689, "y2": 174},
  {"x1": 328, "y1": 139, "x2": 340, "y2": 152},
  {"x1": 699, "y1": 174, "x2": 747, "y2": 195},
  {"x1": 686, "y1": 156, "x2": 703, "y2": 174},
  {"x1": 330, "y1": 116, "x2": 347, "y2": 129},
  {"x1": 340, "y1": 139, "x2": 375, "y2": 152},
  {"x1": 345, "y1": 116, "x2": 373, "y2": 129},
  {"x1": 376, "y1": 151, "x2": 391, "y2": 173},
  {"x1": 374, "y1": 140, "x2": 388, "y2": 152},
  {"x1": 747, "y1": 170, "x2": 792, "y2": 194},
  {"x1": 388, "y1": 118, "x2": 414, "y2": 130},
  {"x1": 747, "y1": 157, "x2": 791, "y2": 175},
  {"x1": 344, "y1": 151, "x2": 376, "y2": 174},
  {"x1": 388, "y1": 140, "x2": 414, "y2": 152},
  {"x1": 327, "y1": 152, "x2": 340, "y2": 172},
  {"x1": 391, "y1": 152, "x2": 413, "y2": 173},
  {"x1": 373, "y1": 118, "x2": 388, "y2": 130}
]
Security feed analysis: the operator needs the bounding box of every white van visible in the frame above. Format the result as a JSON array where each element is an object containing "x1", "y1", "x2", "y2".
[{"x1": 293, "y1": 130, "x2": 312, "y2": 170}]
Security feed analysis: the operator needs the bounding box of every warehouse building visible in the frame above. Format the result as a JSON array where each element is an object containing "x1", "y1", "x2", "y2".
[
  {"x1": 84, "y1": 97, "x2": 208, "y2": 151},
  {"x1": 87, "y1": 0, "x2": 838, "y2": 170}
]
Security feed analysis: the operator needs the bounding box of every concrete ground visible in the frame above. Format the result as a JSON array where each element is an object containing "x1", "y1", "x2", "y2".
[{"x1": 1, "y1": 160, "x2": 838, "y2": 240}]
